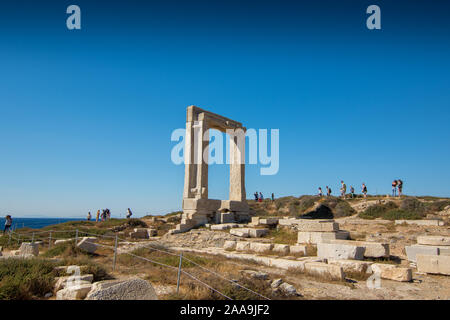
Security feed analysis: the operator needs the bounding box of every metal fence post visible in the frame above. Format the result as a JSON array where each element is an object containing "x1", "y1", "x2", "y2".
[
  {"x1": 49, "y1": 232, "x2": 52, "y2": 249},
  {"x1": 113, "y1": 235, "x2": 118, "y2": 271},
  {"x1": 176, "y1": 252, "x2": 183, "y2": 295},
  {"x1": 75, "y1": 229, "x2": 79, "y2": 245},
  {"x1": 32, "y1": 232, "x2": 35, "y2": 243}
]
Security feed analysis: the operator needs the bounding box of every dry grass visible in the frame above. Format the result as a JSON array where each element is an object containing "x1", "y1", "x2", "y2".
[
  {"x1": 113, "y1": 247, "x2": 282, "y2": 300},
  {"x1": 266, "y1": 227, "x2": 297, "y2": 245}
]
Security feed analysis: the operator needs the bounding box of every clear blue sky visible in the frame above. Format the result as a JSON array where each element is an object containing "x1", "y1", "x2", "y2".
[{"x1": 1, "y1": 0, "x2": 449, "y2": 218}]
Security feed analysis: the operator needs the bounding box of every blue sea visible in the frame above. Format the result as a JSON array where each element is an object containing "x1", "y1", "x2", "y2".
[{"x1": 0, "y1": 217, "x2": 82, "y2": 230}]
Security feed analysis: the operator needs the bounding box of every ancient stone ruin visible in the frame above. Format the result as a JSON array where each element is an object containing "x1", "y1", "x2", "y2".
[{"x1": 172, "y1": 106, "x2": 250, "y2": 233}]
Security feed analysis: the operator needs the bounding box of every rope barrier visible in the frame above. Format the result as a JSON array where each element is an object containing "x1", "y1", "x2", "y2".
[
  {"x1": 2, "y1": 227, "x2": 270, "y2": 300},
  {"x1": 123, "y1": 251, "x2": 232, "y2": 300},
  {"x1": 180, "y1": 270, "x2": 233, "y2": 300},
  {"x1": 182, "y1": 256, "x2": 271, "y2": 300}
]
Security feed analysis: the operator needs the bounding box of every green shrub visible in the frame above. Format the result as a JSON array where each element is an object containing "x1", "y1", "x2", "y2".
[
  {"x1": 267, "y1": 228, "x2": 297, "y2": 245},
  {"x1": 126, "y1": 219, "x2": 148, "y2": 228},
  {"x1": 42, "y1": 242, "x2": 92, "y2": 258},
  {"x1": 359, "y1": 202, "x2": 398, "y2": 219},
  {"x1": 400, "y1": 198, "x2": 426, "y2": 216},
  {"x1": 274, "y1": 196, "x2": 297, "y2": 210},
  {"x1": 424, "y1": 200, "x2": 450, "y2": 213},
  {"x1": 0, "y1": 258, "x2": 57, "y2": 300},
  {"x1": 333, "y1": 201, "x2": 356, "y2": 218},
  {"x1": 383, "y1": 209, "x2": 422, "y2": 220},
  {"x1": 297, "y1": 196, "x2": 318, "y2": 213}
]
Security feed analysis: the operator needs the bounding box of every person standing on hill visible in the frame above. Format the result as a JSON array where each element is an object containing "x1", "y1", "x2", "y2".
[
  {"x1": 271, "y1": 193, "x2": 275, "y2": 201},
  {"x1": 3, "y1": 215, "x2": 12, "y2": 234},
  {"x1": 259, "y1": 192, "x2": 264, "y2": 202},
  {"x1": 96, "y1": 210, "x2": 100, "y2": 222},
  {"x1": 397, "y1": 179, "x2": 403, "y2": 197},
  {"x1": 350, "y1": 186, "x2": 355, "y2": 198},
  {"x1": 87, "y1": 211, "x2": 91, "y2": 221},
  {"x1": 254, "y1": 192, "x2": 259, "y2": 201},
  {"x1": 126, "y1": 208, "x2": 133, "y2": 219},
  {"x1": 362, "y1": 183, "x2": 368, "y2": 199},
  {"x1": 392, "y1": 180, "x2": 398, "y2": 197},
  {"x1": 106, "y1": 209, "x2": 111, "y2": 220},
  {"x1": 318, "y1": 187, "x2": 323, "y2": 197},
  {"x1": 326, "y1": 186, "x2": 331, "y2": 197},
  {"x1": 340, "y1": 181, "x2": 347, "y2": 199}
]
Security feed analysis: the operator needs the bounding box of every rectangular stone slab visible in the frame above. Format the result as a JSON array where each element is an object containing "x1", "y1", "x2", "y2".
[
  {"x1": 296, "y1": 221, "x2": 339, "y2": 232},
  {"x1": 327, "y1": 259, "x2": 373, "y2": 274},
  {"x1": 298, "y1": 231, "x2": 349, "y2": 244},
  {"x1": 235, "y1": 241, "x2": 251, "y2": 251},
  {"x1": 371, "y1": 263, "x2": 412, "y2": 282},
  {"x1": 326, "y1": 240, "x2": 390, "y2": 258},
  {"x1": 395, "y1": 220, "x2": 444, "y2": 226},
  {"x1": 230, "y1": 228, "x2": 250, "y2": 238},
  {"x1": 272, "y1": 244, "x2": 290, "y2": 254},
  {"x1": 248, "y1": 228, "x2": 269, "y2": 238},
  {"x1": 304, "y1": 262, "x2": 345, "y2": 281},
  {"x1": 259, "y1": 218, "x2": 279, "y2": 225},
  {"x1": 317, "y1": 243, "x2": 366, "y2": 260},
  {"x1": 416, "y1": 254, "x2": 450, "y2": 275},
  {"x1": 289, "y1": 245, "x2": 307, "y2": 256},
  {"x1": 249, "y1": 242, "x2": 273, "y2": 253},
  {"x1": 405, "y1": 245, "x2": 439, "y2": 263},
  {"x1": 417, "y1": 236, "x2": 450, "y2": 246}
]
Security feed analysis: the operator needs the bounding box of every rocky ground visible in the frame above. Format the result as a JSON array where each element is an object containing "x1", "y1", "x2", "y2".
[{"x1": 1, "y1": 195, "x2": 449, "y2": 300}]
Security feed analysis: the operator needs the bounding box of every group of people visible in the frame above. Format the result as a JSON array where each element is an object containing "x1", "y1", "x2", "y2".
[
  {"x1": 318, "y1": 179, "x2": 404, "y2": 199},
  {"x1": 87, "y1": 208, "x2": 111, "y2": 222},
  {"x1": 254, "y1": 192, "x2": 275, "y2": 202},
  {"x1": 318, "y1": 181, "x2": 368, "y2": 199},
  {"x1": 87, "y1": 208, "x2": 133, "y2": 221},
  {"x1": 392, "y1": 179, "x2": 404, "y2": 197},
  {"x1": 3, "y1": 215, "x2": 12, "y2": 234}
]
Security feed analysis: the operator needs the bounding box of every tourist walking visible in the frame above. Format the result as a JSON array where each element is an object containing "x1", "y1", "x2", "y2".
[
  {"x1": 271, "y1": 193, "x2": 275, "y2": 201},
  {"x1": 106, "y1": 209, "x2": 111, "y2": 220},
  {"x1": 397, "y1": 179, "x2": 403, "y2": 197},
  {"x1": 87, "y1": 211, "x2": 91, "y2": 221},
  {"x1": 340, "y1": 181, "x2": 347, "y2": 199},
  {"x1": 3, "y1": 215, "x2": 12, "y2": 234},
  {"x1": 318, "y1": 187, "x2": 323, "y2": 197},
  {"x1": 392, "y1": 180, "x2": 398, "y2": 197},
  {"x1": 96, "y1": 210, "x2": 100, "y2": 222},
  {"x1": 254, "y1": 192, "x2": 259, "y2": 201},
  {"x1": 362, "y1": 183, "x2": 368, "y2": 199},
  {"x1": 350, "y1": 186, "x2": 355, "y2": 198},
  {"x1": 259, "y1": 192, "x2": 264, "y2": 202},
  {"x1": 326, "y1": 186, "x2": 332, "y2": 197},
  {"x1": 101, "y1": 209, "x2": 106, "y2": 221},
  {"x1": 126, "y1": 208, "x2": 133, "y2": 219}
]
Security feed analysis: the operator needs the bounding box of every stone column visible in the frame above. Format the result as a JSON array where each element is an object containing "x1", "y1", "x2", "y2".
[
  {"x1": 183, "y1": 120, "x2": 196, "y2": 199},
  {"x1": 193, "y1": 120, "x2": 209, "y2": 199},
  {"x1": 229, "y1": 128, "x2": 246, "y2": 201}
]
